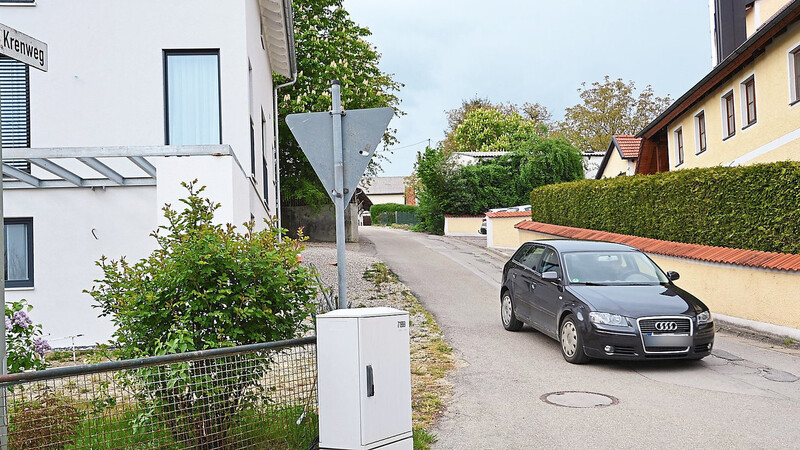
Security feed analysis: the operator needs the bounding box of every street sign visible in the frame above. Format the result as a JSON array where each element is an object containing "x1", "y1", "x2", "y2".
[
  {"x1": 0, "y1": 23, "x2": 48, "y2": 72},
  {"x1": 286, "y1": 107, "x2": 393, "y2": 205},
  {"x1": 285, "y1": 81, "x2": 393, "y2": 310}
]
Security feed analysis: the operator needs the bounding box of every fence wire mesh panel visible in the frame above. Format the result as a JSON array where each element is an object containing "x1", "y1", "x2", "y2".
[{"x1": 0, "y1": 337, "x2": 318, "y2": 449}]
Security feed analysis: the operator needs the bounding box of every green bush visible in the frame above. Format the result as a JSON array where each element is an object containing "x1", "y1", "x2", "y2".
[
  {"x1": 529, "y1": 161, "x2": 800, "y2": 254},
  {"x1": 370, "y1": 203, "x2": 418, "y2": 225},
  {"x1": 87, "y1": 181, "x2": 318, "y2": 446}
]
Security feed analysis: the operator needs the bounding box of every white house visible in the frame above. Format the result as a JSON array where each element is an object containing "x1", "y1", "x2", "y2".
[{"x1": 1, "y1": 0, "x2": 296, "y2": 347}]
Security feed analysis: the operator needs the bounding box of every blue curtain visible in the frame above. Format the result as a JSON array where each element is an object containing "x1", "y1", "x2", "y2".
[{"x1": 166, "y1": 53, "x2": 221, "y2": 145}]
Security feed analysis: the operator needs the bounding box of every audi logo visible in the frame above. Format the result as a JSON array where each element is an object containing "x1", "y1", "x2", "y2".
[{"x1": 654, "y1": 321, "x2": 678, "y2": 331}]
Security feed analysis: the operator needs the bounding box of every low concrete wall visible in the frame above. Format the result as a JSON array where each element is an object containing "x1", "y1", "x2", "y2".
[
  {"x1": 444, "y1": 216, "x2": 483, "y2": 236},
  {"x1": 517, "y1": 229, "x2": 800, "y2": 330},
  {"x1": 282, "y1": 204, "x2": 359, "y2": 242},
  {"x1": 487, "y1": 217, "x2": 527, "y2": 248}
]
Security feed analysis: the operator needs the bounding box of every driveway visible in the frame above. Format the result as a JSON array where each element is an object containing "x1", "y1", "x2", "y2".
[{"x1": 359, "y1": 227, "x2": 800, "y2": 449}]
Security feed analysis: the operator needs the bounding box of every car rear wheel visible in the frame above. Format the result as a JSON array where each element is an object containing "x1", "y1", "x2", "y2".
[
  {"x1": 560, "y1": 315, "x2": 589, "y2": 364},
  {"x1": 501, "y1": 292, "x2": 523, "y2": 331}
]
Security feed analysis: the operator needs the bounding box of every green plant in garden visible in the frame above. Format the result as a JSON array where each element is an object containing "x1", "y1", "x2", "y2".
[
  {"x1": 369, "y1": 203, "x2": 418, "y2": 225},
  {"x1": 86, "y1": 181, "x2": 318, "y2": 446},
  {"x1": 8, "y1": 392, "x2": 82, "y2": 450},
  {"x1": 529, "y1": 161, "x2": 800, "y2": 254},
  {"x1": 278, "y1": 0, "x2": 403, "y2": 207},
  {"x1": 447, "y1": 108, "x2": 544, "y2": 153},
  {"x1": 5, "y1": 299, "x2": 50, "y2": 373},
  {"x1": 414, "y1": 138, "x2": 584, "y2": 234}
]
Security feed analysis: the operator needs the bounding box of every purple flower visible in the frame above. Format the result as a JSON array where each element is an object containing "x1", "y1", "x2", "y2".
[
  {"x1": 33, "y1": 338, "x2": 51, "y2": 357},
  {"x1": 12, "y1": 311, "x2": 32, "y2": 329},
  {"x1": 4, "y1": 317, "x2": 10, "y2": 330}
]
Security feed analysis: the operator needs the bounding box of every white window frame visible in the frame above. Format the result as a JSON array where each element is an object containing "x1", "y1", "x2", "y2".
[
  {"x1": 694, "y1": 110, "x2": 707, "y2": 155},
  {"x1": 721, "y1": 89, "x2": 736, "y2": 140},
  {"x1": 789, "y1": 41, "x2": 800, "y2": 106},
  {"x1": 673, "y1": 126, "x2": 684, "y2": 167},
  {"x1": 739, "y1": 73, "x2": 757, "y2": 130}
]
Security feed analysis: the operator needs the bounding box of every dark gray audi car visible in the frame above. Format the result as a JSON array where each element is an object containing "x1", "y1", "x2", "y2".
[{"x1": 500, "y1": 240, "x2": 714, "y2": 364}]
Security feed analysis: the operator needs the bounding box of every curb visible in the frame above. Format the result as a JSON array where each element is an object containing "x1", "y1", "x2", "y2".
[{"x1": 714, "y1": 314, "x2": 800, "y2": 344}]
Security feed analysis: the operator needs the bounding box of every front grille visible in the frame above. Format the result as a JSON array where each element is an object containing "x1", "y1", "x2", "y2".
[
  {"x1": 695, "y1": 343, "x2": 711, "y2": 353},
  {"x1": 639, "y1": 317, "x2": 691, "y2": 334},
  {"x1": 613, "y1": 346, "x2": 636, "y2": 356},
  {"x1": 646, "y1": 346, "x2": 688, "y2": 352}
]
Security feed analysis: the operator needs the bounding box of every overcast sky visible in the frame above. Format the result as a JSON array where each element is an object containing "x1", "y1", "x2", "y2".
[{"x1": 342, "y1": 0, "x2": 714, "y2": 176}]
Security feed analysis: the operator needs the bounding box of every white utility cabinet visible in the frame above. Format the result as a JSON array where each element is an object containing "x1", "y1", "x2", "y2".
[{"x1": 317, "y1": 307, "x2": 413, "y2": 450}]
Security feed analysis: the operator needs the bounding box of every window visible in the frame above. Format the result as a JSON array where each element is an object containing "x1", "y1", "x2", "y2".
[
  {"x1": 791, "y1": 48, "x2": 800, "y2": 104},
  {"x1": 674, "y1": 127, "x2": 684, "y2": 166},
  {"x1": 4, "y1": 218, "x2": 33, "y2": 288},
  {"x1": 722, "y1": 91, "x2": 736, "y2": 138},
  {"x1": 742, "y1": 77, "x2": 757, "y2": 126},
  {"x1": 164, "y1": 50, "x2": 221, "y2": 145},
  {"x1": 539, "y1": 249, "x2": 561, "y2": 278},
  {"x1": 250, "y1": 119, "x2": 255, "y2": 175},
  {"x1": 261, "y1": 110, "x2": 270, "y2": 206},
  {"x1": 695, "y1": 112, "x2": 707, "y2": 154},
  {"x1": 0, "y1": 56, "x2": 31, "y2": 173},
  {"x1": 519, "y1": 246, "x2": 544, "y2": 271}
]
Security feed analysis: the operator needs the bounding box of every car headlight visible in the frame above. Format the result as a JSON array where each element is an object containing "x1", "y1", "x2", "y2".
[
  {"x1": 589, "y1": 312, "x2": 630, "y2": 327},
  {"x1": 697, "y1": 310, "x2": 712, "y2": 324}
]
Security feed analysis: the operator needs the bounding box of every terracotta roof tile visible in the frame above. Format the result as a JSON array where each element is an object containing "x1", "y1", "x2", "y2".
[
  {"x1": 614, "y1": 135, "x2": 643, "y2": 159},
  {"x1": 486, "y1": 211, "x2": 531, "y2": 218},
  {"x1": 514, "y1": 221, "x2": 800, "y2": 272},
  {"x1": 444, "y1": 215, "x2": 484, "y2": 218}
]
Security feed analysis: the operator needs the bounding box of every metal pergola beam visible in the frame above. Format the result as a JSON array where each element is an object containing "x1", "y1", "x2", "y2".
[
  {"x1": 29, "y1": 158, "x2": 84, "y2": 186},
  {"x1": 3, "y1": 177, "x2": 156, "y2": 189},
  {"x1": 1, "y1": 164, "x2": 41, "y2": 187},
  {"x1": 3, "y1": 145, "x2": 233, "y2": 160},
  {"x1": 78, "y1": 157, "x2": 125, "y2": 185},
  {"x1": 128, "y1": 156, "x2": 157, "y2": 177}
]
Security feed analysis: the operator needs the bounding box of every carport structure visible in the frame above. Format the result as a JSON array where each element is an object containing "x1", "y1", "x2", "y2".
[{"x1": 1, "y1": 145, "x2": 240, "y2": 189}]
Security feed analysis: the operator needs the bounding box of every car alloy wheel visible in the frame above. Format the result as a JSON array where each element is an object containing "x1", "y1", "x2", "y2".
[
  {"x1": 501, "y1": 292, "x2": 522, "y2": 331},
  {"x1": 560, "y1": 315, "x2": 589, "y2": 364}
]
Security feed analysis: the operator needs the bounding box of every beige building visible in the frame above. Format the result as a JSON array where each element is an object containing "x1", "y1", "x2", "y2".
[
  {"x1": 359, "y1": 176, "x2": 407, "y2": 205},
  {"x1": 595, "y1": 135, "x2": 642, "y2": 179},
  {"x1": 638, "y1": 0, "x2": 800, "y2": 173}
]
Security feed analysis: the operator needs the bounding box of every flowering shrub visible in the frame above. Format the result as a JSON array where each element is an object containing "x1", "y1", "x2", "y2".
[{"x1": 5, "y1": 299, "x2": 49, "y2": 373}]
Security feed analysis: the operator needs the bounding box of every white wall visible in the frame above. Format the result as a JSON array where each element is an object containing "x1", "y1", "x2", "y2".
[
  {"x1": 4, "y1": 186, "x2": 157, "y2": 347},
  {"x1": 2, "y1": 0, "x2": 277, "y2": 214}
]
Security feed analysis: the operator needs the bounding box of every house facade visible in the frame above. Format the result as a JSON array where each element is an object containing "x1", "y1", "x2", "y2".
[
  {"x1": 1, "y1": 0, "x2": 296, "y2": 346},
  {"x1": 638, "y1": 0, "x2": 800, "y2": 174},
  {"x1": 594, "y1": 135, "x2": 642, "y2": 179}
]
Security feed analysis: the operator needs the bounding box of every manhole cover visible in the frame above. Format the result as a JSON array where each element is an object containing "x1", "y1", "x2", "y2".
[
  {"x1": 758, "y1": 367, "x2": 799, "y2": 383},
  {"x1": 540, "y1": 391, "x2": 618, "y2": 408}
]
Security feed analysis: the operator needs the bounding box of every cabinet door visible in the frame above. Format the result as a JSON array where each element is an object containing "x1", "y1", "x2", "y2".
[{"x1": 359, "y1": 314, "x2": 413, "y2": 446}]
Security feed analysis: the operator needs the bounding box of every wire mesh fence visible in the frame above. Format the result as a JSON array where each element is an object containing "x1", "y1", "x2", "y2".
[
  {"x1": 377, "y1": 211, "x2": 419, "y2": 226},
  {"x1": 0, "y1": 337, "x2": 318, "y2": 449}
]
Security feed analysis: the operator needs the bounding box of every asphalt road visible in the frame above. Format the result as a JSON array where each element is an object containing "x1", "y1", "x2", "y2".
[{"x1": 359, "y1": 227, "x2": 800, "y2": 449}]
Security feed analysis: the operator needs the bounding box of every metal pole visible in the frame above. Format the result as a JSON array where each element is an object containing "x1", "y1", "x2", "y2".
[
  {"x1": 331, "y1": 80, "x2": 347, "y2": 309},
  {"x1": 0, "y1": 89, "x2": 8, "y2": 450}
]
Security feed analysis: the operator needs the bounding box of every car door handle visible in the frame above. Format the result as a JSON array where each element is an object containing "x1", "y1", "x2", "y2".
[{"x1": 529, "y1": 283, "x2": 535, "y2": 291}]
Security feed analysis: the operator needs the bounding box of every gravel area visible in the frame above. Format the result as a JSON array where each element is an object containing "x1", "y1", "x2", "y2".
[{"x1": 300, "y1": 241, "x2": 381, "y2": 308}]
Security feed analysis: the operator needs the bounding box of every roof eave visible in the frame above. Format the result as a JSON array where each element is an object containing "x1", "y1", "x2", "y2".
[
  {"x1": 259, "y1": 0, "x2": 297, "y2": 79},
  {"x1": 637, "y1": 0, "x2": 800, "y2": 140}
]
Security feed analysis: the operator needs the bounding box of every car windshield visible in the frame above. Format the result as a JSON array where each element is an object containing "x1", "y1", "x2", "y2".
[{"x1": 562, "y1": 251, "x2": 669, "y2": 285}]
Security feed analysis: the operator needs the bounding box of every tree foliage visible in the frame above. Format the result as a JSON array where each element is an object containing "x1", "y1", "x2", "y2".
[
  {"x1": 442, "y1": 98, "x2": 552, "y2": 152},
  {"x1": 415, "y1": 139, "x2": 584, "y2": 233},
  {"x1": 558, "y1": 76, "x2": 671, "y2": 152},
  {"x1": 87, "y1": 182, "x2": 317, "y2": 445},
  {"x1": 278, "y1": 0, "x2": 403, "y2": 207}
]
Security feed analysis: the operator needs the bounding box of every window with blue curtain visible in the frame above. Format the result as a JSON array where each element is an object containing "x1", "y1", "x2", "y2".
[{"x1": 164, "y1": 51, "x2": 221, "y2": 145}]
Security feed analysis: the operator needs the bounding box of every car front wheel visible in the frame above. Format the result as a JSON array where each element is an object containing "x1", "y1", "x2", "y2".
[
  {"x1": 560, "y1": 315, "x2": 589, "y2": 364},
  {"x1": 501, "y1": 292, "x2": 523, "y2": 331}
]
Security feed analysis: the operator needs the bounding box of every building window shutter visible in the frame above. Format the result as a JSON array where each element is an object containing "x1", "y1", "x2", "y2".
[{"x1": 0, "y1": 56, "x2": 31, "y2": 173}]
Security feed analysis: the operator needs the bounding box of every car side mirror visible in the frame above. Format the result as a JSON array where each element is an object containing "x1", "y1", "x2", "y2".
[
  {"x1": 542, "y1": 271, "x2": 559, "y2": 282},
  {"x1": 667, "y1": 271, "x2": 680, "y2": 281}
]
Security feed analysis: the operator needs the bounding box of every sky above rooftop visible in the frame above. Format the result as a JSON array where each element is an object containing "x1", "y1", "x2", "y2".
[{"x1": 342, "y1": 0, "x2": 713, "y2": 177}]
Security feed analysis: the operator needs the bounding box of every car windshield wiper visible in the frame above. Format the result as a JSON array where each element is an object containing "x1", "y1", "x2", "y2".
[{"x1": 574, "y1": 282, "x2": 608, "y2": 286}]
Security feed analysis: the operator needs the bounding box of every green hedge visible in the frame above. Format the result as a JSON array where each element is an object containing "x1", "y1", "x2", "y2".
[
  {"x1": 370, "y1": 203, "x2": 418, "y2": 225},
  {"x1": 529, "y1": 161, "x2": 800, "y2": 254}
]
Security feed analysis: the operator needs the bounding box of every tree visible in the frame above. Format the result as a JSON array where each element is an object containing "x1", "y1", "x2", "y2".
[
  {"x1": 442, "y1": 98, "x2": 552, "y2": 152},
  {"x1": 87, "y1": 182, "x2": 318, "y2": 445},
  {"x1": 558, "y1": 76, "x2": 671, "y2": 152},
  {"x1": 446, "y1": 108, "x2": 543, "y2": 153},
  {"x1": 278, "y1": 0, "x2": 403, "y2": 207}
]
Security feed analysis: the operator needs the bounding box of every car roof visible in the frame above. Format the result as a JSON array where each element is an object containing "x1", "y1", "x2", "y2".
[{"x1": 523, "y1": 239, "x2": 636, "y2": 252}]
